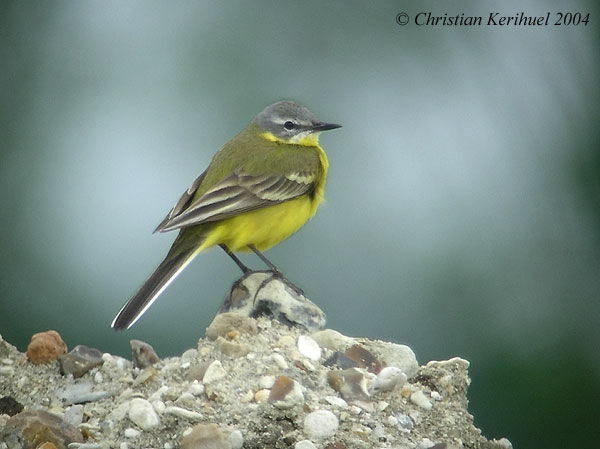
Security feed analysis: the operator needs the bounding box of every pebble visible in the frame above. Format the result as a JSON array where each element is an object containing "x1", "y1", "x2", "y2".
[
  {"x1": 181, "y1": 348, "x2": 198, "y2": 362},
  {"x1": 2, "y1": 409, "x2": 84, "y2": 446},
  {"x1": 124, "y1": 428, "x2": 140, "y2": 438},
  {"x1": 58, "y1": 344, "x2": 104, "y2": 378},
  {"x1": 188, "y1": 381, "x2": 205, "y2": 396},
  {"x1": 430, "y1": 391, "x2": 442, "y2": 401},
  {"x1": 368, "y1": 341, "x2": 419, "y2": 378},
  {"x1": 0, "y1": 396, "x2": 23, "y2": 416},
  {"x1": 395, "y1": 413, "x2": 414, "y2": 432},
  {"x1": 410, "y1": 390, "x2": 433, "y2": 410},
  {"x1": 373, "y1": 366, "x2": 407, "y2": 392},
  {"x1": 202, "y1": 360, "x2": 227, "y2": 383},
  {"x1": 180, "y1": 423, "x2": 229, "y2": 449},
  {"x1": 152, "y1": 400, "x2": 166, "y2": 414},
  {"x1": 229, "y1": 429, "x2": 244, "y2": 449},
  {"x1": 344, "y1": 344, "x2": 381, "y2": 374},
  {"x1": 277, "y1": 335, "x2": 295, "y2": 347},
  {"x1": 269, "y1": 375, "x2": 304, "y2": 409},
  {"x1": 128, "y1": 398, "x2": 160, "y2": 430},
  {"x1": 323, "y1": 351, "x2": 357, "y2": 370},
  {"x1": 311, "y1": 329, "x2": 355, "y2": 351},
  {"x1": 205, "y1": 312, "x2": 258, "y2": 340},
  {"x1": 63, "y1": 404, "x2": 84, "y2": 427},
  {"x1": 0, "y1": 366, "x2": 15, "y2": 375},
  {"x1": 297, "y1": 335, "x2": 321, "y2": 361},
  {"x1": 55, "y1": 382, "x2": 111, "y2": 405},
  {"x1": 215, "y1": 336, "x2": 251, "y2": 357},
  {"x1": 324, "y1": 396, "x2": 348, "y2": 408},
  {"x1": 269, "y1": 353, "x2": 289, "y2": 369},
  {"x1": 327, "y1": 368, "x2": 370, "y2": 401},
  {"x1": 303, "y1": 409, "x2": 339, "y2": 439},
  {"x1": 164, "y1": 406, "x2": 202, "y2": 420},
  {"x1": 130, "y1": 339, "x2": 160, "y2": 368},
  {"x1": 254, "y1": 389, "x2": 270, "y2": 403},
  {"x1": 258, "y1": 375, "x2": 276, "y2": 389},
  {"x1": 26, "y1": 330, "x2": 67, "y2": 364},
  {"x1": 416, "y1": 438, "x2": 436, "y2": 449},
  {"x1": 295, "y1": 440, "x2": 317, "y2": 449}
]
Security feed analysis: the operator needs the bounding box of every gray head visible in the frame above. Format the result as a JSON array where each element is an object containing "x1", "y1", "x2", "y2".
[{"x1": 253, "y1": 101, "x2": 341, "y2": 143}]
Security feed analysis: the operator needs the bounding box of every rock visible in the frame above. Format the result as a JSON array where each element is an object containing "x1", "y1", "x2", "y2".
[
  {"x1": 303, "y1": 409, "x2": 339, "y2": 439},
  {"x1": 63, "y1": 405, "x2": 84, "y2": 427},
  {"x1": 130, "y1": 339, "x2": 160, "y2": 368},
  {"x1": 0, "y1": 396, "x2": 23, "y2": 416},
  {"x1": 202, "y1": 360, "x2": 227, "y2": 383},
  {"x1": 58, "y1": 345, "x2": 104, "y2": 378},
  {"x1": 362, "y1": 340, "x2": 419, "y2": 378},
  {"x1": 26, "y1": 330, "x2": 67, "y2": 365},
  {"x1": 373, "y1": 366, "x2": 407, "y2": 392},
  {"x1": 268, "y1": 375, "x2": 304, "y2": 409},
  {"x1": 164, "y1": 406, "x2": 203, "y2": 420},
  {"x1": 128, "y1": 398, "x2": 160, "y2": 430},
  {"x1": 54, "y1": 382, "x2": 111, "y2": 405},
  {"x1": 205, "y1": 313, "x2": 258, "y2": 340},
  {"x1": 1, "y1": 409, "x2": 84, "y2": 448},
  {"x1": 311, "y1": 329, "x2": 356, "y2": 351},
  {"x1": 180, "y1": 423, "x2": 230, "y2": 449},
  {"x1": 344, "y1": 344, "x2": 381, "y2": 374},
  {"x1": 394, "y1": 413, "x2": 414, "y2": 432},
  {"x1": 295, "y1": 440, "x2": 317, "y2": 449},
  {"x1": 327, "y1": 368, "x2": 370, "y2": 402},
  {"x1": 297, "y1": 335, "x2": 321, "y2": 361},
  {"x1": 217, "y1": 271, "x2": 326, "y2": 332},
  {"x1": 124, "y1": 427, "x2": 140, "y2": 438},
  {"x1": 229, "y1": 429, "x2": 243, "y2": 449},
  {"x1": 215, "y1": 336, "x2": 251, "y2": 357},
  {"x1": 323, "y1": 351, "x2": 358, "y2": 370},
  {"x1": 410, "y1": 390, "x2": 433, "y2": 410}
]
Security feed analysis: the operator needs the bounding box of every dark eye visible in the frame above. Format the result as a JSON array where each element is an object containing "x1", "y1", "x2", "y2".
[{"x1": 283, "y1": 121, "x2": 295, "y2": 130}]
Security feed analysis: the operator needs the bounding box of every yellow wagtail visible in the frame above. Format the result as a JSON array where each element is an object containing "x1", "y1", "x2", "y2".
[{"x1": 111, "y1": 101, "x2": 341, "y2": 330}]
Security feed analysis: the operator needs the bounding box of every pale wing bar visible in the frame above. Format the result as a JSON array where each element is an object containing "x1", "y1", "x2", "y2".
[{"x1": 157, "y1": 171, "x2": 315, "y2": 232}]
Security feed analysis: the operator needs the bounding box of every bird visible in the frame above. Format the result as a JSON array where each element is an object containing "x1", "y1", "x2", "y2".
[{"x1": 111, "y1": 101, "x2": 341, "y2": 330}]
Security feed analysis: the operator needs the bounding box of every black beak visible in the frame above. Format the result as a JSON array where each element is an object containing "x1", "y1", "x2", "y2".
[{"x1": 310, "y1": 122, "x2": 342, "y2": 132}]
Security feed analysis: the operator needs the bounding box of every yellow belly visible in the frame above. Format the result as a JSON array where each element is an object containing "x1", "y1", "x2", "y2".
[{"x1": 199, "y1": 195, "x2": 318, "y2": 252}]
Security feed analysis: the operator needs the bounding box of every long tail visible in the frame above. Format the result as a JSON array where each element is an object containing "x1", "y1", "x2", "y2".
[{"x1": 111, "y1": 241, "x2": 202, "y2": 331}]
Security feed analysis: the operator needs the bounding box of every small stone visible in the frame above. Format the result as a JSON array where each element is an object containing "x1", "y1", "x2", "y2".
[
  {"x1": 164, "y1": 406, "x2": 202, "y2": 420},
  {"x1": 295, "y1": 440, "x2": 317, "y2": 449},
  {"x1": 58, "y1": 345, "x2": 104, "y2": 378},
  {"x1": 323, "y1": 351, "x2": 358, "y2": 369},
  {"x1": 0, "y1": 396, "x2": 23, "y2": 416},
  {"x1": 327, "y1": 368, "x2": 370, "y2": 402},
  {"x1": 416, "y1": 438, "x2": 436, "y2": 449},
  {"x1": 269, "y1": 375, "x2": 304, "y2": 409},
  {"x1": 395, "y1": 413, "x2": 414, "y2": 432},
  {"x1": 229, "y1": 429, "x2": 243, "y2": 449},
  {"x1": 277, "y1": 335, "x2": 295, "y2": 347},
  {"x1": 364, "y1": 341, "x2": 419, "y2": 378},
  {"x1": 26, "y1": 330, "x2": 67, "y2": 364},
  {"x1": 373, "y1": 366, "x2": 407, "y2": 392},
  {"x1": 205, "y1": 312, "x2": 258, "y2": 340},
  {"x1": 1, "y1": 409, "x2": 84, "y2": 448},
  {"x1": 202, "y1": 360, "x2": 227, "y2": 383},
  {"x1": 311, "y1": 329, "x2": 355, "y2": 351},
  {"x1": 124, "y1": 428, "x2": 140, "y2": 438},
  {"x1": 410, "y1": 390, "x2": 433, "y2": 410},
  {"x1": 152, "y1": 400, "x2": 166, "y2": 414},
  {"x1": 297, "y1": 335, "x2": 322, "y2": 361},
  {"x1": 491, "y1": 438, "x2": 514, "y2": 449},
  {"x1": 63, "y1": 404, "x2": 84, "y2": 427},
  {"x1": 268, "y1": 353, "x2": 288, "y2": 369},
  {"x1": 55, "y1": 382, "x2": 111, "y2": 405},
  {"x1": 130, "y1": 339, "x2": 160, "y2": 368},
  {"x1": 181, "y1": 423, "x2": 229, "y2": 449},
  {"x1": 128, "y1": 398, "x2": 160, "y2": 430},
  {"x1": 431, "y1": 391, "x2": 442, "y2": 401},
  {"x1": 258, "y1": 375, "x2": 276, "y2": 389},
  {"x1": 216, "y1": 336, "x2": 251, "y2": 357},
  {"x1": 176, "y1": 392, "x2": 196, "y2": 406},
  {"x1": 181, "y1": 348, "x2": 198, "y2": 362},
  {"x1": 324, "y1": 396, "x2": 348, "y2": 408},
  {"x1": 240, "y1": 390, "x2": 254, "y2": 402},
  {"x1": 344, "y1": 344, "x2": 381, "y2": 374},
  {"x1": 0, "y1": 366, "x2": 15, "y2": 375},
  {"x1": 188, "y1": 381, "x2": 205, "y2": 396},
  {"x1": 303, "y1": 409, "x2": 339, "y2": 439},
  {"x1": 254, "y1": 389, "x2": 270, "y2": 403}
]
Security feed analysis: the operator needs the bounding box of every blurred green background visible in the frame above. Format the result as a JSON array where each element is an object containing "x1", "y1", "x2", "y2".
[{"x1": 1, "y1": 1, "x2": 599, "y2": 447}]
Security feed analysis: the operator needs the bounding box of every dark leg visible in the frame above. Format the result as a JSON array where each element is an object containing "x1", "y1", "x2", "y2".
[
  {"x1": 220, "y1": 244, "x2": 250, "y2": 274},
  {"x1": 248, "y1": 244, "x2": 304, "y2": 297},
  {"x1": 248, "y1": 244, "x2": 280, "y2": 272}
]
